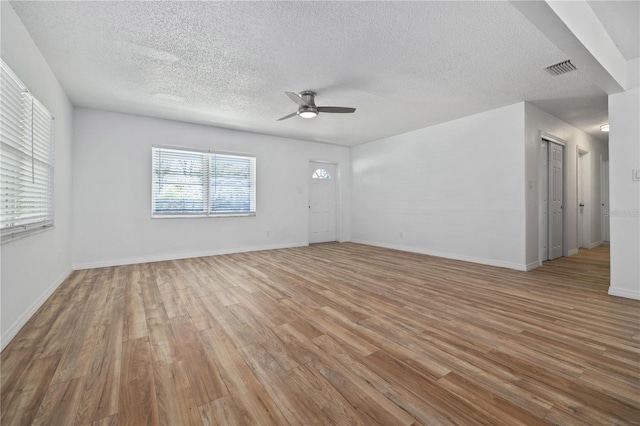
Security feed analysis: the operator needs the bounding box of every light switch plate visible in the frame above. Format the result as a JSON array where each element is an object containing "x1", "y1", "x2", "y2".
[{"x1": 633, "y1": 169, "x2": 640, "y2": 181}]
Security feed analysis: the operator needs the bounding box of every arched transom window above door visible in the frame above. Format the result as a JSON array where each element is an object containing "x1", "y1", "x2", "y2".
[{"x1": 311, "y1": 168, "x2": 331, "y2": 180}]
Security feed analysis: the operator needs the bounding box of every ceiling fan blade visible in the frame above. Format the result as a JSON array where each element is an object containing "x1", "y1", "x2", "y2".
[
  {"x1": 317, "y1": 106, "x2": 356, "y2": 114},
  {"x1": 285, "y1": 91, "x2": 310, "y2": 107},
  {"x1": 277, "y1": 111, "x2": 298, "y2": 121}
]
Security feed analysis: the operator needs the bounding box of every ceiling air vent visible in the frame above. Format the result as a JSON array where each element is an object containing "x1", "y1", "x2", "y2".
[{"x1": 545, "y1": 60, "x2": 577, "y2": 76}]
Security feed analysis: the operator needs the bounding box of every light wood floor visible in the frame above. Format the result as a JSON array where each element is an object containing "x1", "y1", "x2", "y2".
[{"x1": 2, "y1": 243, "x2": 639, "y2": 425}]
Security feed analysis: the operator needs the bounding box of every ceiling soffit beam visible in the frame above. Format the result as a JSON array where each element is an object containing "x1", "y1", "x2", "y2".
[{"x1": 510, "y1": 0, "x2": 627, "y2": 94}]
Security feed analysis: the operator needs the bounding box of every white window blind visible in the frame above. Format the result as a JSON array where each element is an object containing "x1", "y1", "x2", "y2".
[
  {"x1": 152, "y1": 146, "x2": 256, "y2": 217},
  {"x1": 0, "y1": 60, "x2": 54, "y2": 241}
]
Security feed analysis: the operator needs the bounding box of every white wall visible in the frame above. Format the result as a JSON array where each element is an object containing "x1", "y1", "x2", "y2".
[
  {"x1": 351, "y1": 103, "x2": 528, "y2": 270},
  {"x1": 608, "y1": 87, "x2": 640, "y2": 300},
  {"x1": 1, "y1": 3, "x2": 74, "y2": 348},
  {"x1": 524, "y1": 103, "x2": 609, "y2": 267},
  {"x1": 72, "y1": 108, "x2": 350, "y2": 268}
]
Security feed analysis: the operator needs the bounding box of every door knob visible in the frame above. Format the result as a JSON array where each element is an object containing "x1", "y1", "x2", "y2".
[{"x1": 579, "y1": 203, "x2": 585, "y2": 207}]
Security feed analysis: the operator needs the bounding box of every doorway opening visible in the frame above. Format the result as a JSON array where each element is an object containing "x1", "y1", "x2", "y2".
[{"x1": 309, "y1": 161, "x2": 338, "y2": 244}]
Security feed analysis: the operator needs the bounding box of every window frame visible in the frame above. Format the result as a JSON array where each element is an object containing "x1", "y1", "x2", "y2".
[
  {"x1": 151, "y1": 145, "x2": 256, "y2": 218},
  {"x1": 0, "y1": 59, "x2": 55, "y2": 243}
]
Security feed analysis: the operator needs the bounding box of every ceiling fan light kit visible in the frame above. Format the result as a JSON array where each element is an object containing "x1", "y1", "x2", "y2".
[
  {"x1": 278, "y1": 91, "x2": 356, "y2": 121},
  {"x1": 298, "y1": 106, "x2": 318, "y2": 119}
]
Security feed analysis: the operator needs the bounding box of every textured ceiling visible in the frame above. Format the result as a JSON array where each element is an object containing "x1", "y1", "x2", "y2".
[
  {"x1": 9, "y1": 1, "x2": 618, "y2": 146},
  {"x1": 588, "y1": 0, "x2": 640, "y2": 60}
]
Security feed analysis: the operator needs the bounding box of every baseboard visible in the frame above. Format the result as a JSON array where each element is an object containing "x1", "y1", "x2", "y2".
[
  {"x1": 350, "y1": 239, "x2": 529, "y2": 271},
  {"x1": 608, "y1": 287, "x2": 640, "y2": 300},
  {"x1": 1, "y1": 267, "x2": 72, "y2": 350},
  {"x1": 588, "y1": 241, "x2": 603, "y2": 249},
  {"x1": 525, "y1": 261, "x2": 542, "y2": 271},
  {"x1": 571, "y1": 242, "x2": 603, "y2": 253},
  {"x1": 73, "y1": 242, "x2": 309, "y2": 270}
]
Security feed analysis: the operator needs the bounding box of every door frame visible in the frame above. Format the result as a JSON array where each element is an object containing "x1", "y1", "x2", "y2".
[
  {"x1": 308, "y1": 160, "x2": 342, "y2": 243},
  {"x1": 539, "y1": 131, "x2": 567, "y2": 262}
]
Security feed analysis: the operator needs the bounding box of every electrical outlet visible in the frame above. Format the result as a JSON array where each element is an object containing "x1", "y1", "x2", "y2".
[
  {"x1": 266, "y1": 230, "x2": 271, "y2": 238},
  {"x1": 399, "y1": 231, "x2": 404, "y2": 239}
]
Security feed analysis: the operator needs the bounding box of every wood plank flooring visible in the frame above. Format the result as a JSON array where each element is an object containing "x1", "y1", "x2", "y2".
[{"x1": 2, "y1": 243, "x2": 639, "y2": 425}]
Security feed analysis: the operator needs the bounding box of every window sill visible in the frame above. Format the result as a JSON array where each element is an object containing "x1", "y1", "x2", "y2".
[
  {"x1": 151, "y1": 213, "x2": 256, "y2": 219},
  {"x1": 1, "y1": 225, "x2": 55, "y2": 245}
]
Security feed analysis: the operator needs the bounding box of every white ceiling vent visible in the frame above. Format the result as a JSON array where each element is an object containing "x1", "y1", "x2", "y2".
[{"x1": 545, "y1": 60, "x2": 577, "y2": 76}]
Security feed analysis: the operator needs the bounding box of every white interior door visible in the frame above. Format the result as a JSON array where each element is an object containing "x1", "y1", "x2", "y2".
[
  {"x1": 540, "y1": 141, "x2": 549, "y2": 261},
  {"x1": 549, "y1": 142, "x2": 564, "y2": 260},
  {"x1": 601, "y1": 159, "x2": 610, "y2": 242},
  {"x1": 577, "y1": 149, "x2": 590, "y2": 249},
  {"x1": 309, "y1": 162, "x2": 337, "y2": 244}
]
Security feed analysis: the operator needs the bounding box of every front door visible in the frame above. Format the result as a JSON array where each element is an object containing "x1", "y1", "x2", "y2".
[{"x1": 309, "y1": 162, "x2": 337, "y2": 244}]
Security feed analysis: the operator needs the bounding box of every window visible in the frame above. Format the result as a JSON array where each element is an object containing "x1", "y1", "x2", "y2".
[
  {"x1": 312, "y1": 168, "x2": 331, "y2": 179},
  {"x1": 0, "y1": 60, "x2": 55, "y2": 241},
  {"x1": 152, "y1": 146, "x2": 256, "y2": 217}
]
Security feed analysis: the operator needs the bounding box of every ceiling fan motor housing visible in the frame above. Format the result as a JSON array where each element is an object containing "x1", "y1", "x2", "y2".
[
  {"x1": 299, "y1": 91, "x2": 317, "y2": 105},
  {"x1": 298, "y1": 91, "x2": 318, "y2": 117},
  {"x1": 277, "y1": 90, "x2": 355, "y2": 121}
]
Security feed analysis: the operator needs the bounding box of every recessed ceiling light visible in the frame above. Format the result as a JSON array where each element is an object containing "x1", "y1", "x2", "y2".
[{"x1": 600, "y1": 123, "x2": 609, "y2": 132}]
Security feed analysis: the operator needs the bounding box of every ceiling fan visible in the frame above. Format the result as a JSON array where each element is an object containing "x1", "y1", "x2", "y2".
[{"x1": 277, "y1": 91, "x2": 356, "y2": 121}]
